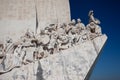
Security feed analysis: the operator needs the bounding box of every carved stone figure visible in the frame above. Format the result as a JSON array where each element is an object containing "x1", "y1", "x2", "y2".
[
  {"x1": 0, "y1": 44, "x2": 4, "y2": 58},
  {"x1": 76, "y1": 18, "x2": 86, "y2": 34},
  {"x1": 0, "y1": 53, "x2": 22, "y2": 73},
  {"x1": 57, "y1": 34, "x2": 69, "y2": 50},
  {"x1": 4, "y1": 37, "x2": 14, "y2": 53},
  {"x1": 65, "y1": 24, "x2": 72, "y2": 35},
  {"x1": 24, "y1": 47, "x2": 35, "y2": 64},
  {"x1": 41, "y1": 34, "x2": 50, "y2": 46},
  {"x1": 88, "y1": 10, "x2": 100, "y2": 24},
  {"x1": 48, "y1": 32, "x2": 58, "y2": 54},
  {"x1": 86, "y1": 22, "x2": 102, "y2": 39},
  {"x1": 20, "y1": 34, "x2": 34, "y2": 47},
  {"x1": 33, "y1": 48, "x2": 43, "y2": 60},
  {"x1": 57, "y1": 26, "x2": 66, "y2": 36},
  {"x1": 71, "y1": 19, "x2": 76, "y2": 26},
  {"x1": 25, "y1": 29, "x2": 35, "y2": 39}
]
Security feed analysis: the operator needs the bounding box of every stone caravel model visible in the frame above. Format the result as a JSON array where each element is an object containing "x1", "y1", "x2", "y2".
[{"x1": 0, "y1": 0, "x2": 107, "y2": 80}]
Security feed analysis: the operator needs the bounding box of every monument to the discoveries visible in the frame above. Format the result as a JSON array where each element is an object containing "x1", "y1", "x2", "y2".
[{"x1": 0, "y1": 0, "x2": 107, "y2": 80}]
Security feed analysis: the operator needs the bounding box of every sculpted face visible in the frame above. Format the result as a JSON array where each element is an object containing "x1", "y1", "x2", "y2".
[
  {"x1": 77, "y1": 18, "x2": 81, "y2": 23},
  {"x1": 89, "y1": 10, "x2": 94, "y2": 16}
]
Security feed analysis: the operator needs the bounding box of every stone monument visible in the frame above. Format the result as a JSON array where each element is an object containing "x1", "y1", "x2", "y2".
[{"x1": 0, "y1": 0, "x2": 107, "y2": 80}]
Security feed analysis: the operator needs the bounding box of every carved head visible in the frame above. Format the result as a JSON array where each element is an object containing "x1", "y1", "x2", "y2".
[
  {"x1": 71, "y1": 19, "x2": 76, "y2": 25},
  {"x1": 88, "y1": 10, "x2": 94, "y2": 16},
  {"x1": 25, "y1": 29, "x2": 34, "y2": 38},
  {"x1": 6, "y1": 37, "x2": 12, "y2": 43},
  {"x1": 77, "y1": 18, "x2": 81, "y2": 23},
  {"x1": 62, "y1": 23, "x2": 67, "y2": 27}
]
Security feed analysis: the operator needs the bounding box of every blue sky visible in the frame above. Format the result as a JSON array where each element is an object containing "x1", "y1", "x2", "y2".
[{"x1": 70, "y1": 0, "x2": 120, "y2": 80}]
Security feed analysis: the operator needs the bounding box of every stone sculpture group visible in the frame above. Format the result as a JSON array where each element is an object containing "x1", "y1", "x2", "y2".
[{"x1": 0, "y1": 10, "x2": 102, "y2": 73}]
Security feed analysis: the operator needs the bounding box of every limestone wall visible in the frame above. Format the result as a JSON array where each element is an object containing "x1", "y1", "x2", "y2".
[
  {"x1": 0, "y1": 0, "x2": 71, "y2": 41},
  {"x1": 36, "y1": 0, "x2": 71, "y2": 31},
  {"x1": 0, "y1": 0, "x2": 36, "y2": 42}
]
